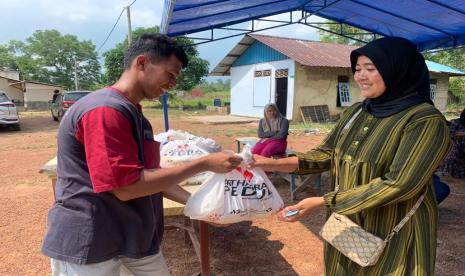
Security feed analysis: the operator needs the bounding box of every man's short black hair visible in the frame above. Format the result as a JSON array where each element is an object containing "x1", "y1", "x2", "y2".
[{"x1": 123, "y1": 33, "x2": 188, "y2": 69}]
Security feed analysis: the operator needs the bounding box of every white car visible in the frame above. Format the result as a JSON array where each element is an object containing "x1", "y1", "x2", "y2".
[{"x1": 0, "y1": 91, "x2": 20, "y2": 131}]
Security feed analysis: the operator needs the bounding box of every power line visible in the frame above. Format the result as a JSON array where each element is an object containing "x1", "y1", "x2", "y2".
[
  {"x1": 97, "y1": 0, "x2": 137, "y2": 54},
  {"x1": 128, "y1": 0, "x2": 137, "y2": 7},
  {"x1": 97, "y1": 9, "x2": 124, "y2": 54}
]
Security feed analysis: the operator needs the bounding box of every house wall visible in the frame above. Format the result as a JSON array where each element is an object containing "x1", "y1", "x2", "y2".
[
  {"x1": 293, "y1": 67, "x2": 451, "y2": 121},
  {"x1": 230, "y1": 59, "x2": 452, "y2": 122},
  {"x1": 0, "y1": 70, "x2": 20, "y2": 80},
  {"x1": 430, "y1": 72, "x2": 448, "y2": 112},
  {"x1": 233, "y1": 41, "x2": 288, "y2": 66},
  {"x1": 0, "y1": 77, "x2": 23, "y2": 103},
  {"x1": 293, "y1": 65, "x2": 362, "y2": 121},
  {"x1": 230, "y1": 59, "x2": 295, "y2": 118},
  {"x1": 24, "y1": 82, "x2": 62, "y2": 110}
]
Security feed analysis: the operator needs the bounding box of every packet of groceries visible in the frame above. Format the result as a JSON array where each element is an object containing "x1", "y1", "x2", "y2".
[{"x1": 155, "y1": 130, "x2": 222, "y2": 184}]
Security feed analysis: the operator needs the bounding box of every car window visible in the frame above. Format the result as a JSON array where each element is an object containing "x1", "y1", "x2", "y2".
[
  {"x1": 63, "y1": 92, "x2": 90, "y2": 101},
  {"x1": 0, "y1": 94, "x2": 9, "y2": 102}
]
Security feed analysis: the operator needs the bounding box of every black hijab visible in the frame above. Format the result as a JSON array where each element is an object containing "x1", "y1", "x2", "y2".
[{"x1": 350, "y1": 37, "x2": 433, "y2": 118}]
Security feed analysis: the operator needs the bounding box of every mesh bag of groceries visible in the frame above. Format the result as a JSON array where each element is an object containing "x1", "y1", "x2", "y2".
[
  {"x1": 155, "y1": 130, "x2": 222, "y2": 184},
  {"x1": 156, "y1": 130, "x2": 221, "y2": 167},
  {"x1": 184, "y1": 145, "x2": 284, "y2": 224},
  {"x1": 159, "y1": 140, "x2": 208, "y2": 167}
]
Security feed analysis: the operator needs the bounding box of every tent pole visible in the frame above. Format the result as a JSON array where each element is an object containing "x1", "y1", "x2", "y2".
[{"x1": 162, "y1": 93, "x2": 169, "y2": 131}]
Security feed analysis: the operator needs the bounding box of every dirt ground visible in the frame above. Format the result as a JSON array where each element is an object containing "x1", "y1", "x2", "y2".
[{"x1": 0, "y1": 111, "x2": 464, "y2": 275}]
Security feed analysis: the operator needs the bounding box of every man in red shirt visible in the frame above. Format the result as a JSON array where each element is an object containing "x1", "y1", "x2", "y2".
[{"x1": 42, "y1": 33, "x2": 242, "y2": 275}]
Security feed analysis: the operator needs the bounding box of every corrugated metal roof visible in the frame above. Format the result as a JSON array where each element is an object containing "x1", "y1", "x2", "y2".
[
  {"x1": 210, "y1": 34, "x2": 465, "y2": 77},
  {"x1": 211, "y1": 34, "x2": 358, "y2": 76},
  {"x1": 425, "y1": 60, "x2": 465, "y2": 76},
  {"x1": 251, "y1": 34, "x2": 358, "y2": 68}
]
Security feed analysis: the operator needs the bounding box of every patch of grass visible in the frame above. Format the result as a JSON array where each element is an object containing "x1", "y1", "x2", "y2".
[
  {"x1": 232, "y1": 129, "x2": 257, "y2": 137},
  {"x1": 220, "y1": 128, "x2": 255, "y2": 137},
  {"x1": 17, "y1": 111, "x2": 51, "y2": 118},
  {"x1": 140, "y1": 90, "x2": 230, "y2": 111},
  {"x1": 142, "y1": 107, "x2": 211, "y2": 120},
  {"x1": 290, "y1": 122, "x2": 336, "y2": 133},
  {"x1": 445, "y1": 104, "x2": 464, "y2": 121},
  {"x1": 140, "y1": 108, "x2": 166, "y2": 119},
  {"x1": 444, "y1": 112, "x2": 460, "y2": 121},
  {"x1": 17, "y1": 144, "x2": 56, "y2": 150},
  {"x1": 201, "y1": 90, "x2": 230, "y2": 100}
]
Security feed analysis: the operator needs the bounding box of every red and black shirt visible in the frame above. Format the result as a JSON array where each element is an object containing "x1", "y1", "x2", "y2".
[{"x1": 42, "y1": 88, "x2": 164, "y2": 264}]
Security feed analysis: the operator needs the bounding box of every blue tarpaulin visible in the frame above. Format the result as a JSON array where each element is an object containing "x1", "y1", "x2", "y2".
[{"x1": 161, "y1": 0, "x2": 465, "y2": 51}]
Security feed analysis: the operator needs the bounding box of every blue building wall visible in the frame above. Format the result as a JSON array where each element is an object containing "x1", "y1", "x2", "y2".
[{"x1": 232, "y1": 41, "x2": 289, "y2": 66}]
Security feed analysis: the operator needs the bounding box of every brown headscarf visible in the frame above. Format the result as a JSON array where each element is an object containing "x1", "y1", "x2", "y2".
[{"x1": 261, "y1": 103, "x2": 284, "y2": 132}]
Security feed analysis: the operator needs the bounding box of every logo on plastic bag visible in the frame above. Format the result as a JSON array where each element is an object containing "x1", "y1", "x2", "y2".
[
  {"x1": 235, "y1": 167, "x2": 254, "y2": 182},
  {"x1": 224, "y1": 168, "x2": 272, "y2": 200},
  {"x1": 163, "y1": 142, "x2": 205, "y2": 157}
]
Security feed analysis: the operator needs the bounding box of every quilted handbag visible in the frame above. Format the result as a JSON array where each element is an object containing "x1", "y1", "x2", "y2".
[
  {"x1": 320, "y1": 192, "x2": 424, "y2": 267},
  {"x1": 320, "y1": 213, "x2": 386, "y2": 266}
]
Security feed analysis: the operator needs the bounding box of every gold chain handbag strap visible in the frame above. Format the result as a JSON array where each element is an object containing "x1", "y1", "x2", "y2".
[
  {"x1": 334, "y1": 107, "x2": 427, "y2": 241},
  {"x1": 384, "y1": 191, "x2": 426, "y2": 242}
]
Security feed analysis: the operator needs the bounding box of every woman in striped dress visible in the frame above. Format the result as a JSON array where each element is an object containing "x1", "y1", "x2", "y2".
[{"x1": 252, "y1": 37, "x2": 450, "y2": 275}]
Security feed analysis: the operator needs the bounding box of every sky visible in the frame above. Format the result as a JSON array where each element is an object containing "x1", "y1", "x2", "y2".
[{"x1": 0, "y1": 0, "x2": 321, "y2": 80}]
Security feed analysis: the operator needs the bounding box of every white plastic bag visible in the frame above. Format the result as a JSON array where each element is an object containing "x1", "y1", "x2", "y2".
[
  {"x1": 194, "y1": 137, "x2": 222, "y2": 153},
  {"x1": 184, "y1": 145, "x2": 284, "y2": 224},
  {"x1": 157, "y1": 130, "x2": 222, "y2": 184},
  {"x1": 159, "y1": 140, "x2": 208, "y2": 168},
  {"x1": 157, "y1": 130, "x2": 222, "y2": 167},
  {"x1": 154, "y1": 129, "x2": 195, "y2": 147},
  {"x1": 159, "y1": 140, "x2": 210, "y2": 184}
]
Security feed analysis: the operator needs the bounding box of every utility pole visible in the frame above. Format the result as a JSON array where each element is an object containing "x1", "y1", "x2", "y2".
[
  {"x1": 74, "y1": 57, "x2": 79, "y2": 90},
  {"x1": 126, "y1": 6, "x2": 132, "y2": 46}
]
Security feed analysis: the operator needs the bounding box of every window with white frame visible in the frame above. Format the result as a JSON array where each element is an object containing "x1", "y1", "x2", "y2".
[
  {"x1": 430, "y1": 79, "x2": 437, "y2": 101},
  {"x1": 253, "y1": 70, "x2": 272, "y2": 106},
  {"x1": 337, "y1": 76, "x2": 351, "y2": 107}
]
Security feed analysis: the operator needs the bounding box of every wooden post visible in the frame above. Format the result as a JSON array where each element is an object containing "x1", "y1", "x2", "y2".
[{"x1": 199, "y1": 222, "x2": 210, "y2": 275}]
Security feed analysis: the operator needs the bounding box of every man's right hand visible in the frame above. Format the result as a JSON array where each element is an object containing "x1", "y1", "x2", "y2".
[
  {"x1": 200, "y1": 151, "x2": 243, "y2": 173},
  {"x1": 112, "y1": 152, "x2": 241, "y2": 201}
]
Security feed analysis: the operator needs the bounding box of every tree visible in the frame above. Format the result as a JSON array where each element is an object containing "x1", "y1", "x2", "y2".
[
  {"x1": 318, "y1": 21, "x2": 375, "y2": 46},
  {"x1": 174, "y1": 36, "x2": 209, "y2": 91},
  {"x1": 1, "y1": 30, "x2": 101, "y2": 90},
  {"x1": 194, "y1": 78, "x2": 231, "y2": 93},
  {"x1": 102, "y1": 27, "x2": 160, "y2": 85},
  {"x1": 102, "y1": 45, "x2": 125, "y2": 85},
  {"x1": 102, "y1": 27, "x2": 209, "y2": 91},
  {"x1": 0, "y1": 44, "x2": 19, "y2": 71}
]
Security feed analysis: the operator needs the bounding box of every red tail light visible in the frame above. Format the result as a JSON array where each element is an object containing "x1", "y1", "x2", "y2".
[
  {"x1": 62, "y1": 101, "x2": 75, "y2": 108},
  {"x1": 0, "y1": 103, "x2": 15, "y2": 108}
]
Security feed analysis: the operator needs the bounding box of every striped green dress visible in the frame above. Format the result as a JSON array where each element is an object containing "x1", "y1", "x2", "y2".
[{"x1": 293, "y1": 102, "x2": 450, "y2": 275}]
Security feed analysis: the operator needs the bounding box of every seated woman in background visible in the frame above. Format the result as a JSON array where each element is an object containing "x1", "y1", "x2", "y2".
[
  {"x1": 439, "y1": 108, "x2": 465, "y2": 178},
  {"x1": 252, "y1": 103, "x2": 289, "y2": 157}
]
